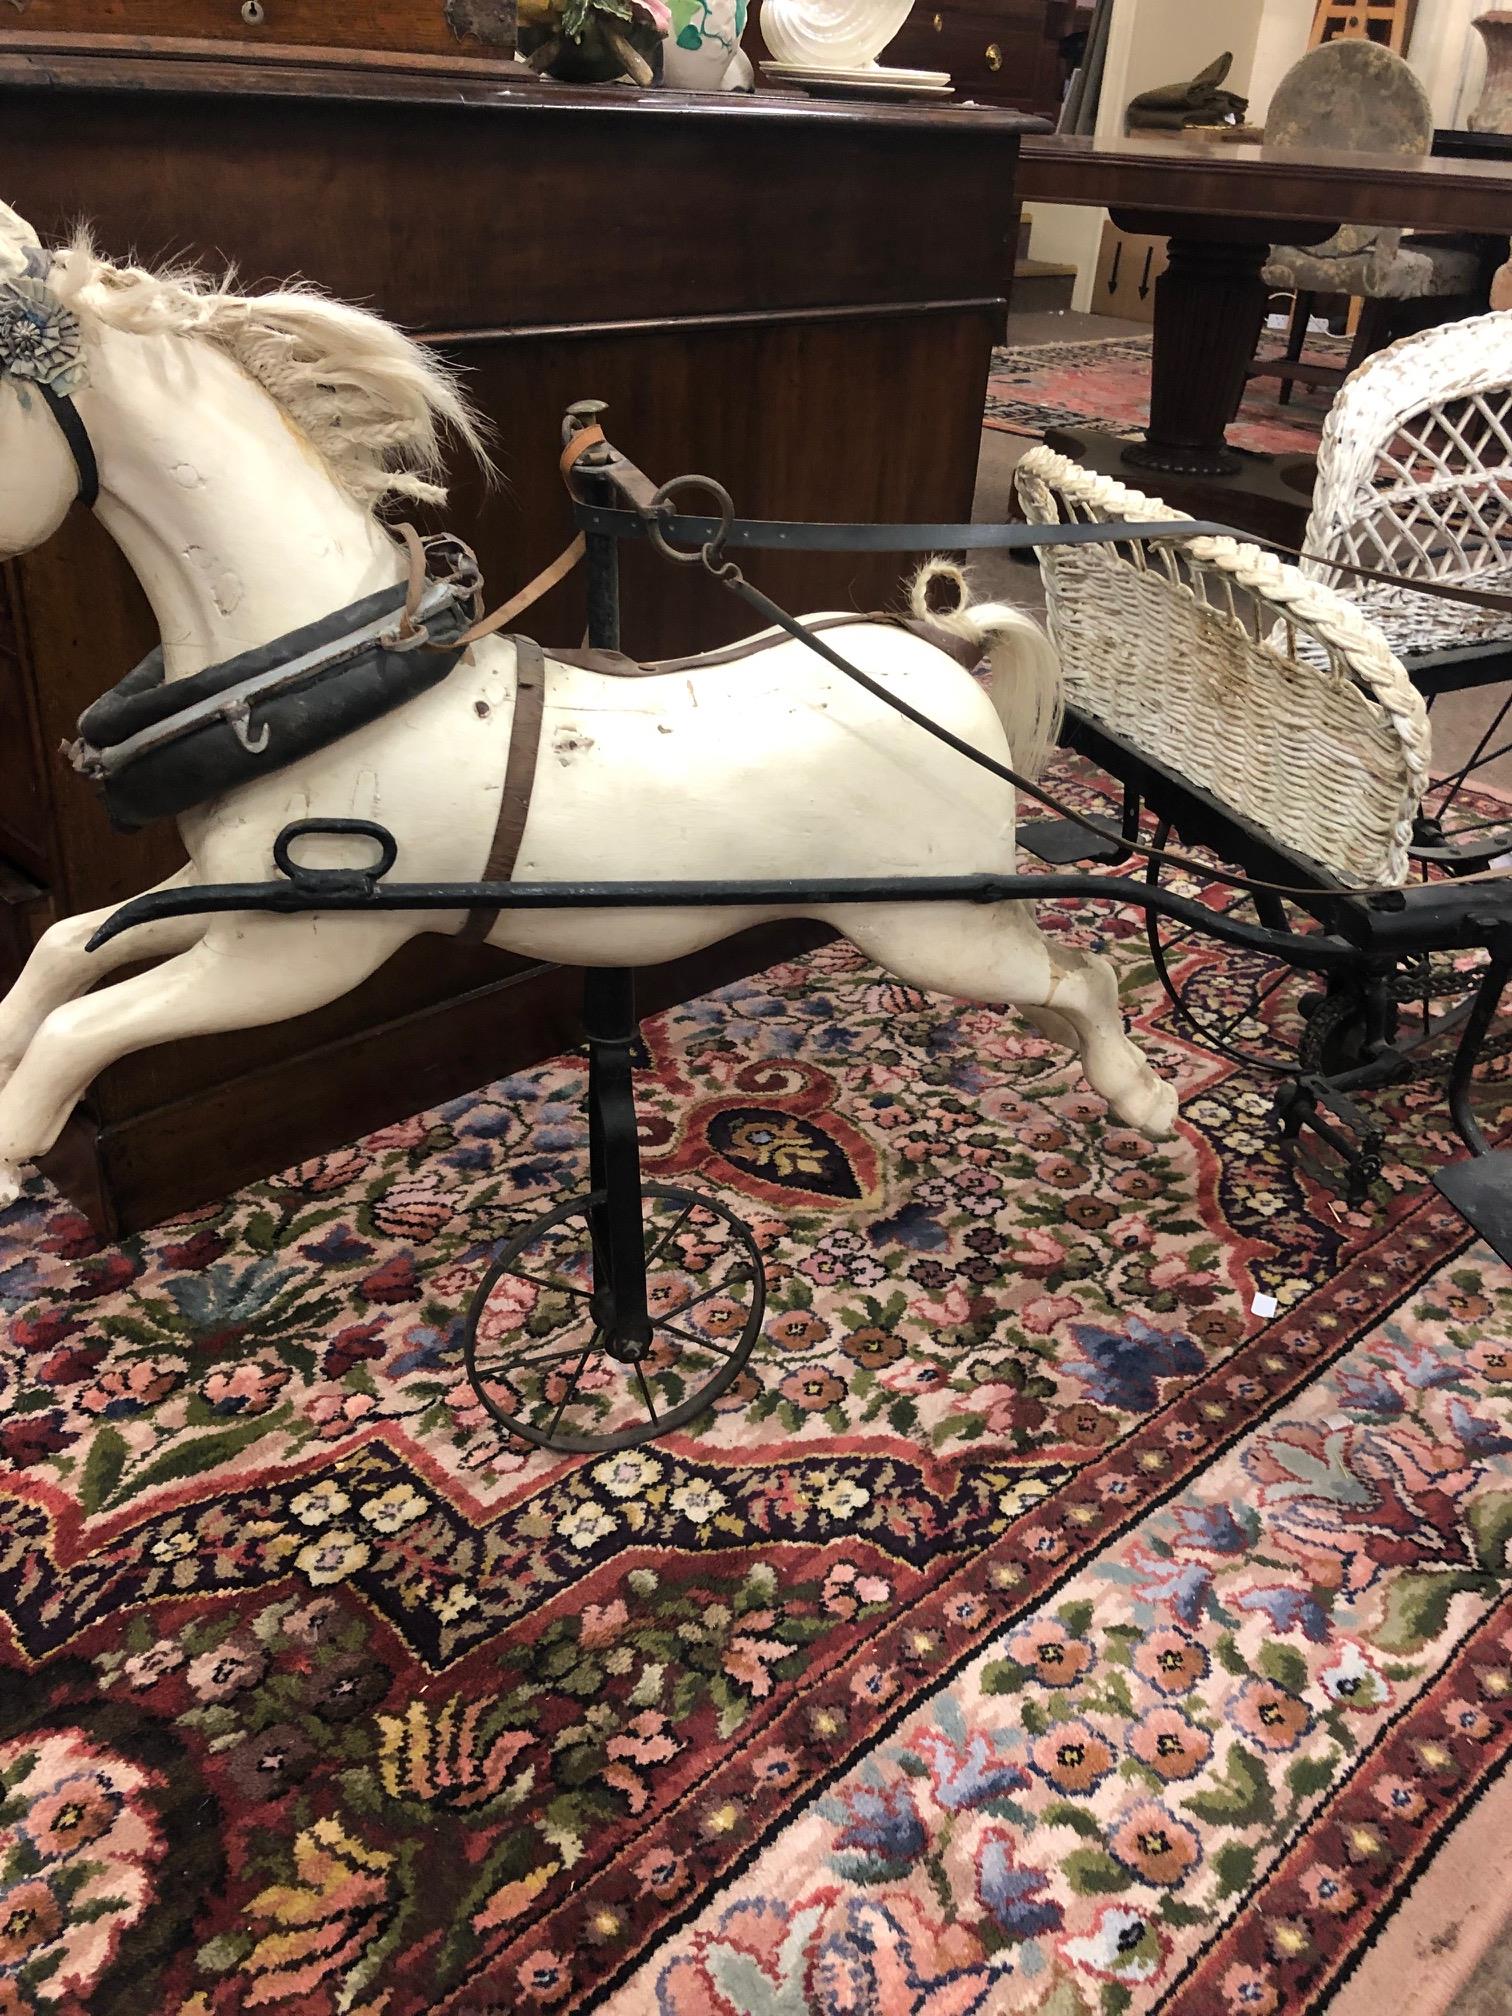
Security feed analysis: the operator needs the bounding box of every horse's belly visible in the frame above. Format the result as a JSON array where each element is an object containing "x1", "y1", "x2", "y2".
[{"x1": 519, "y1": 644, "x2": 1016, "y2": 885}]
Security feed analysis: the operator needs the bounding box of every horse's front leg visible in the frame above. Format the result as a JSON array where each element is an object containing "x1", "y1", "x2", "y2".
[
  {"x1": 0, "y1": 867, "x2": 206, "y2": 1088},
  {"x1": 0, "y1": 914, "x2": 415, "y2": 1205}
]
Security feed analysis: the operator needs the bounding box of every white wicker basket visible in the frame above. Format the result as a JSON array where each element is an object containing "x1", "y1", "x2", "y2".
[{"x1": 1014, "y1": 447, "x2": 1430, "y2": 887}]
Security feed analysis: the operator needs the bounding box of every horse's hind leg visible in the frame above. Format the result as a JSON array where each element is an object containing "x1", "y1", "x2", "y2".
[
  {"x1": 0, "y1": 914, "x2": 415, "y2": 1205},
  {"x1": 0, "y1": 867, "x2": 206, "y2": 1088},
  {"x1": 834, "y1": 900, "x2": 1178, "y2": 1139}
]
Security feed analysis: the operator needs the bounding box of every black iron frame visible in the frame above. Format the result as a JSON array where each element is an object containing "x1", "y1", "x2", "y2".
[{"x1": 83, "y1": 404, "x2": 1512, "y2": 1444}]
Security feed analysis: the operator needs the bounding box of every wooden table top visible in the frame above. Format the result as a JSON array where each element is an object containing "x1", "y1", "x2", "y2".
[{"x1": 1019, "y1": 130, "x2": 1512, "y2": 232}]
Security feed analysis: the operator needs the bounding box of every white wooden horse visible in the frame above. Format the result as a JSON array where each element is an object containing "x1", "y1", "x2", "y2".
[{"x1": 0, "y1": 201, "x2": 1176, "y2": 1209}]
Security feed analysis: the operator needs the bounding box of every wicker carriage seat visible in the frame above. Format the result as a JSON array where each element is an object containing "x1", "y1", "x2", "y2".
[
  {"x1": 1013, "y1": 448, "x2": 1431, "y2": 889},
  {"x1": 1342, "y1": 560, "x2": 1512, "y2": 659},
  {"x1": 1304, "y1": 312, "x2": 1512, "y2": 663}
]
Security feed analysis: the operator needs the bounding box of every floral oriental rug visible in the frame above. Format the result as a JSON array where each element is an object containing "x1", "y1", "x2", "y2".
[
  {"x1": 2, "y1": 765, "x2": 1511, "y2": 2016},
  {"x1": 985, "y1": 333, "x2": 1352, "y2": 459}
]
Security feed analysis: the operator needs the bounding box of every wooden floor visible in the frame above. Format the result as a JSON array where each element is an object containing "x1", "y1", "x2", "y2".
[{"x1": 976, "y1": 311, "x2": 1512, "y2": 799}]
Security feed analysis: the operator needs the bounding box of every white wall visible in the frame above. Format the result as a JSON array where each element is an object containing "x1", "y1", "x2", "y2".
[
  {"x1": 1028, "y1": 0, "x2": 1488, "y2": 318},
  {"x1": 1246, "y1": 0, "x2": 1310, "y2": 118},
  {"x1": 1110, "y1": 0, "x2": 1265, "y2": 113}
]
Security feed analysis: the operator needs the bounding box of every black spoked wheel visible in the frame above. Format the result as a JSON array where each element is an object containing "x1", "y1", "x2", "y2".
[
  {"x1": 1143, "y1": 817, "x2": 1369, "y2": 1078},
  {"x1": 462, "y1": 1183, "x2": 765, "y2": 1454}
]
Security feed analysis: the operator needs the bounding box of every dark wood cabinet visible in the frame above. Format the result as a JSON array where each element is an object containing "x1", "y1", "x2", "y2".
[
  {"x1": 887, "y1": 0, "x2": 1073, "y2": 117},
  {"x1": 0, "y1": 38, "x2": 1032, "y2": 1233},
  {"x1": 0, "y1": 2, "x2": 516, "y2": 56}
]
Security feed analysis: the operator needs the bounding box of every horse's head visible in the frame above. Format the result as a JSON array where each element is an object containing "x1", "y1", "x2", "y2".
[
  {"x1": 0, "y1": 201, "x2": 497, "y2": 574},
  {"x1": 0, "y1": 201, "x2": 91, "y2": 558}
]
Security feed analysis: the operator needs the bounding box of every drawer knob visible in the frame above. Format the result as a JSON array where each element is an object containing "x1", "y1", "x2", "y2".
[
  {"x1": 985, "y1": 40, "x2": 1002, "y2": 68},
  {"x1": 931, "y1": 11, "x2": 942, "y2": 27},
  {"x1": 241, "y1": 0, "x2": 266, "y2": 21}
]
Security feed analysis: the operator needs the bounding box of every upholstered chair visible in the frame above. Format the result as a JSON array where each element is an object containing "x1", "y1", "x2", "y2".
[{"x1": 1252, "y1": 39, "x2": 1485, "y2": 404}]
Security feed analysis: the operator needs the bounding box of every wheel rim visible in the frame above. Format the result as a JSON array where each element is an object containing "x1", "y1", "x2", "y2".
[
  {"x1": 462, "y1": 1183, "x2": 765, "y2": 1453},
  {"x1": 1144, "y1": 817, "x2": 1341, "y2": 1078}
]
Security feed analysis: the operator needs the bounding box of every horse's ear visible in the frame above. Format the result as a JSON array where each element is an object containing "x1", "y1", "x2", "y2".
[{"x1": 0, "y1": 201, "x2": 42, "y2": 281}]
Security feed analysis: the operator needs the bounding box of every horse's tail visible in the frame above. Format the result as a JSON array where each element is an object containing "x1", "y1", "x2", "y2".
[{"x1": 909, "y1": 559, "x2": 1062, "y2": 782}]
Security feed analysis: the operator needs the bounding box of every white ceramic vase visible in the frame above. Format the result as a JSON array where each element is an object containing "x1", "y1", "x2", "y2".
[
  {"x1": 760, "y1": 0, "x2": 913, "y2": 69},
  {"x1": 662, "y1": 0, "x2": 752, "y2": 87}
]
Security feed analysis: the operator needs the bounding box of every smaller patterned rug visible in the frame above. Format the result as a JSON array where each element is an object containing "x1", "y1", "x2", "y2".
[{"x1": 985, "y1": 333, "x2": 1352, "y2": 459}]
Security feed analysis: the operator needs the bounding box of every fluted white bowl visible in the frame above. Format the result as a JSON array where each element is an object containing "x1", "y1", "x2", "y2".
[{"x1": 760, "y1": 0, "x2": 914, "y2": 69}]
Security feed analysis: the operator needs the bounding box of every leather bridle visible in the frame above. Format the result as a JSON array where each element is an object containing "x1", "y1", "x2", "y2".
[
  {"x1": 35, "y1": 378, "x2": 99, "y2": 510},
  {"x1": 3, "y1": 245, "x2": 99, "y2": 510}
]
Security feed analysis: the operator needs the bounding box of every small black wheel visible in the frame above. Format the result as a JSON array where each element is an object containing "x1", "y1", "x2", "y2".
[
  {"x1": 462, "y1": 1183, "x2": 765, "y2": 1454},
  {"x1": 1144, "y1": 816, "x2": 1341, "y2": 1078}
]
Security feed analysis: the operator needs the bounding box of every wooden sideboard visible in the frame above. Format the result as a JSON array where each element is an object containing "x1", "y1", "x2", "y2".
[
  {"x1": 0, "y1": 2, "x2": 516, "y2": 56},
  {"x1": 0, "y1": 37, "x2": 1033, "y2": 1232}
]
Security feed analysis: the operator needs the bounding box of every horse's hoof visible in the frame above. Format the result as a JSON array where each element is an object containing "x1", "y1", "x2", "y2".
[
  {"x1": 1120, "y1": 1075, "x2": 1180, "y2": 1142},
  {"x1": 0, "y1": 1164, "x2": 24, "y2": 1209}
]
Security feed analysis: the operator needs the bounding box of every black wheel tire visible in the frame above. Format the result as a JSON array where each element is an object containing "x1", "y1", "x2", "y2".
[{"x1": 461, "y1": 1183, "x2": 765, "y2": 1454}]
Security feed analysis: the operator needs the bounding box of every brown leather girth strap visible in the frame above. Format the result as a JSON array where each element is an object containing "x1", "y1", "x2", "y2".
[{"x1": 457, "y1": 636, "x2": 546, "y2": 944}]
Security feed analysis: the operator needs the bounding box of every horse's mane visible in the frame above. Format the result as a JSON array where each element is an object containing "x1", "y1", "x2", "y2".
[{"x1": 48, "y1": 232, "x2": 492, "y2": 511}]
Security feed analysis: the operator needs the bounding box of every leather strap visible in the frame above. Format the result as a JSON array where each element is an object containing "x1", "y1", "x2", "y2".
[
  {"x1": 448, "y1": 535, "x2": 587, "y2": 650},
  {"x1": 570, "y1": 503, "x2": 1234, "y2": 554},
  {"x1": 647, "y1": 611, "x2": 981, "y2": 675},
  {"x1": 457, "y1": 635, "x2": 546, "y2": 943},
  {"x1": 560, "y1": 424, "x2": 607, "y2": 485},
  {"x1": 1272, "y1": 542, "x2": 1512, "y2": 617},
  {"x1": 38, "y1": 382, "x2": 99, "y2": 509},
  {"x1": 573, "y1": 497, "x2": 1512, "y2": 617}
]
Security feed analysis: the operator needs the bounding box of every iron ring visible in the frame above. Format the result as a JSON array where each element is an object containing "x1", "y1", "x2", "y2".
[
  {"x1": 273, "y1": 818, "x2": 399, "y2": 887},
  {"x1": 646, "y1": 474, "x2": 736, "y2": 567}
]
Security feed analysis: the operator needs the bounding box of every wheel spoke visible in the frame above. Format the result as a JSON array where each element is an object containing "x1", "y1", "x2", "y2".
[
  {"x1": 546, "y1": 1330, "x2": 603, "y2": 1438},
  {"x1": 645, "y1": 1200, "x2": 696, "y2": 1268},
  {"x1": 1160, "y1": 913, "x2": 1224, "y2": 952},
  {"x1": 634, "y1": 1362, "x2": 659, "y2": 1424},
  {"x1": 505, "y1": 1266, "x2": 593, "y2": 1302},
  {"x1": 507, "y1": 1340, "x2": 607, "y2": 1369},
  {"x1": 658, "y1": 1267, "x2": 753, "y2": 1327},
  {"x1": 1210, "y1": 965, "x2": 1295, "y2": 1042},
  {"x1": 658, "y1": 1318, "x2": 740, "y2": 1356}
]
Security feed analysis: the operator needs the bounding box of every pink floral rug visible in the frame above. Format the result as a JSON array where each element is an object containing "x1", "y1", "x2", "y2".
[
  {"x1": 986, "y1": 333, "x2": 1352, "y2": 458},
  {"x1": 1, "y1": 754, "x2": 1509, "y2": 2015}
]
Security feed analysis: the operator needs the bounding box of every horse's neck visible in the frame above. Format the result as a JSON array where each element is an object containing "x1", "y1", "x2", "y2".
[{"x1": 90, "y1": 332, "x2": 405, "y2": 681}]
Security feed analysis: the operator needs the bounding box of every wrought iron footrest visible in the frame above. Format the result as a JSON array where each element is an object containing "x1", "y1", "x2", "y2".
[
  {"x1": 1017, "y1": 817, "x2": 1126, "y2": 867},
  {"x1": 1435, "y1": 1153, "x2": 1512, "y2": 1267},
  {"x1": 1274, "y1": 1076, "x2": 1385, "y2": 1210}
]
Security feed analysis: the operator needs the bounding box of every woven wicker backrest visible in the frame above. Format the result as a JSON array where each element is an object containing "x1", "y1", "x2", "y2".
[
  {"x1": 1305, "y1": 310, "x2": 1512, "y2": 648},
  {"x1": 1015, "y1": 447, "x2": 1430, "y2": 886}
]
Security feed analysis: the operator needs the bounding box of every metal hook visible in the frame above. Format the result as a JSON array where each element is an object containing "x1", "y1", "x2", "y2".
[{"x1": 223, "y1": 698, "x2": 270, "y2": 755}]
